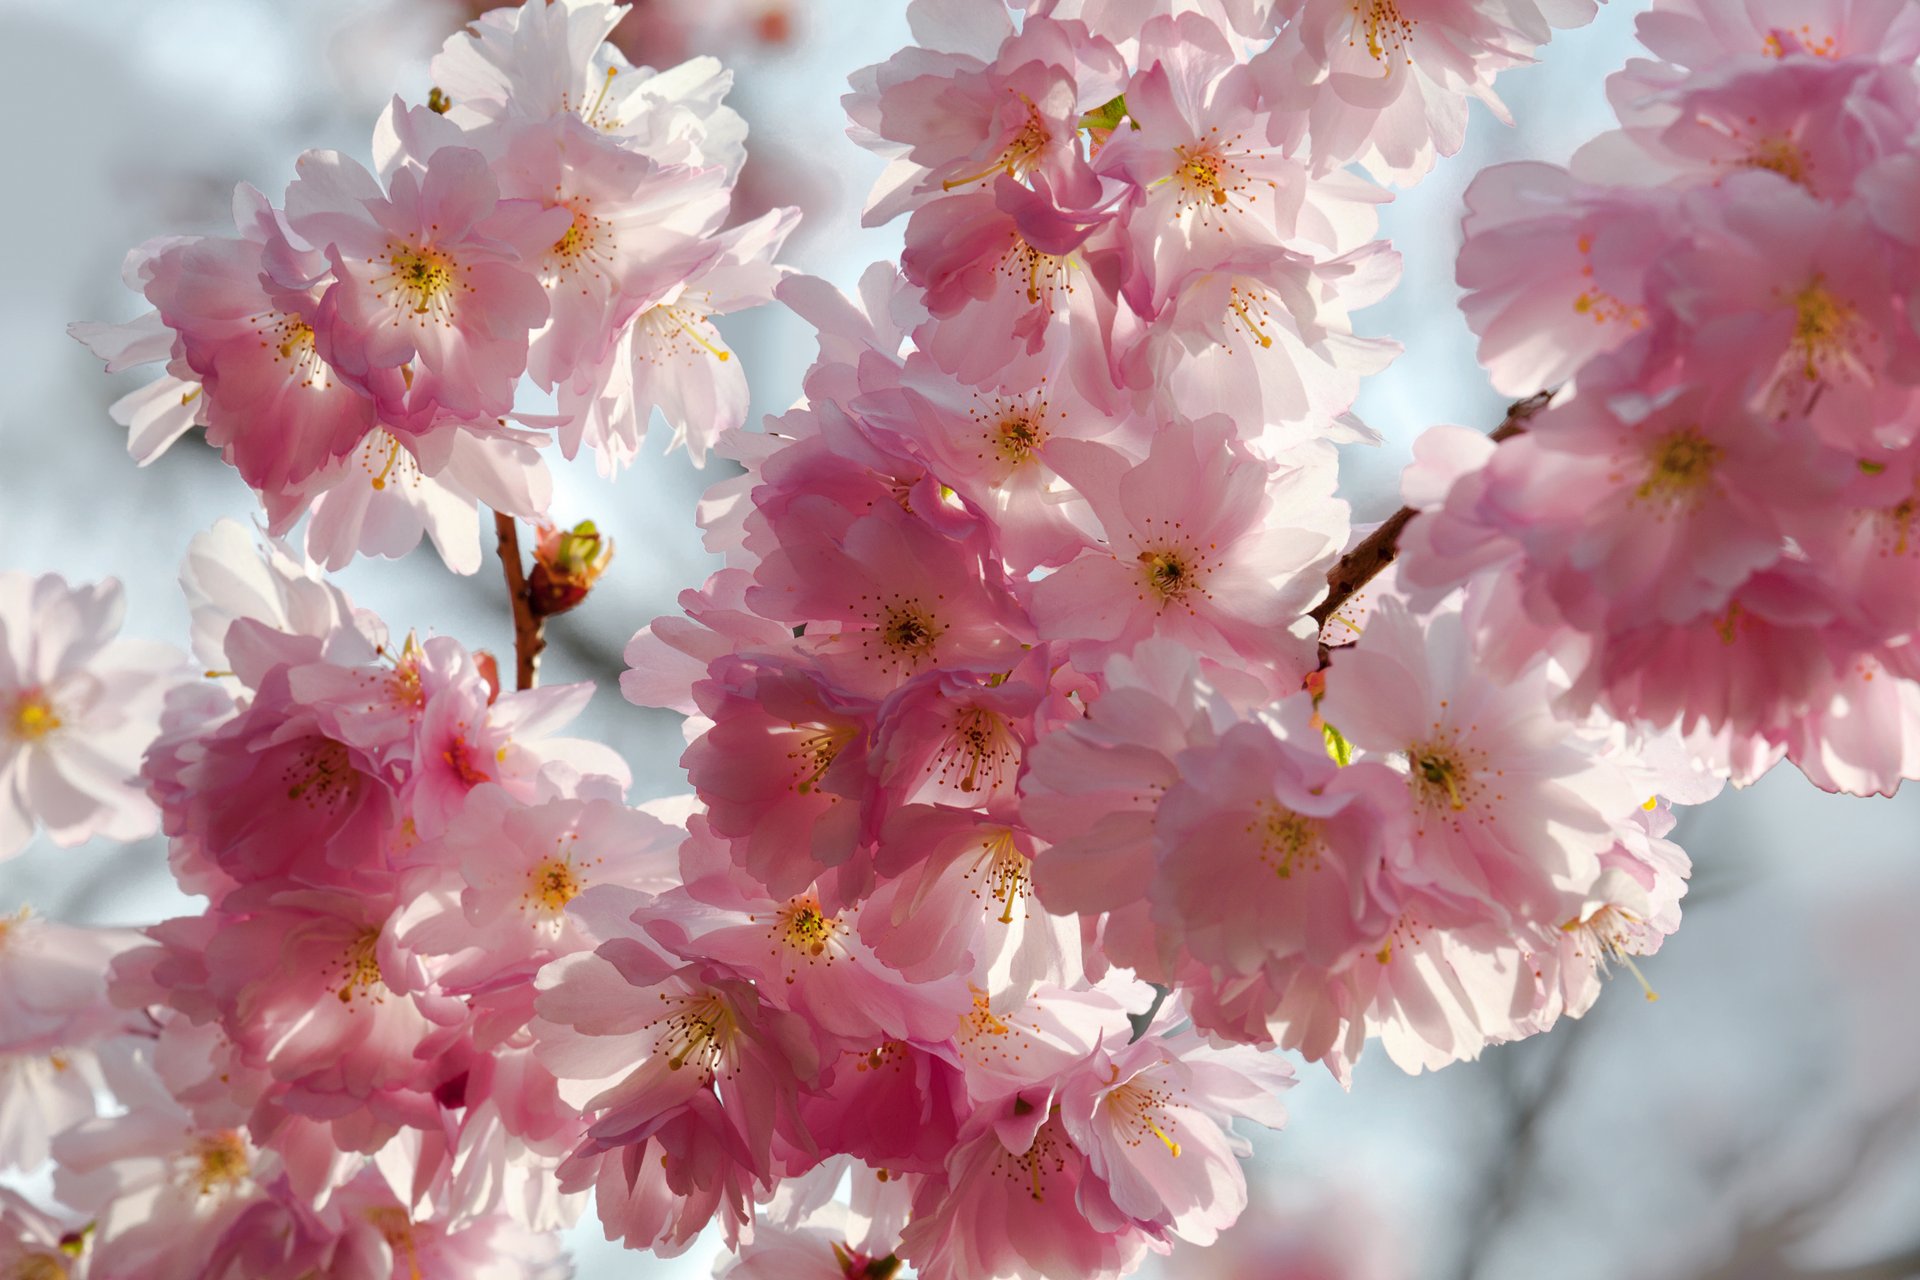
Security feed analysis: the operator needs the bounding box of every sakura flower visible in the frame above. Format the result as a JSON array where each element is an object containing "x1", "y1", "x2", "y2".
[
  {"x1": 281, "y1": 144, "x2": 568, "y2": 429},
  {"x1": 1151, "y1": 712, "x2": 1402, "y2": 982},
  {"x1": 1631, "y1": 0, "x2": 1920, "y2": 72},
  {"x1": 1096, "y1": 15, "x2": 1311, "y2": 287},
  {"x1": 684, "y1": 657, "x2": 876, "y2": 899},
  {"x1": 489, "y1": 112, "x2": 733, "y2": 393},
  {"x1": 0, "y1": 910, "x2": 142, "y2": 1171},
  {"x1": 1257, "y1": 0, "x2": 1601, "y2": 184},
  {"x1": 844, "y1": 4, "x2": 1126, "y2": 226},
  {"x1": 900, "y1": 1103, "x2": 1158, "y2": 1280},
  {"x1": 1477, "y1": 375, "x2": 1840, "y2": 629},
  {"x1": 1456, "y1": 163, "x2": 1679, "y2": 397},
  {"x1": 1658, "y1": 174, "x2": 1919, "y2": 448},
  {"x1": 556, "y1": 205, "x2": 797, "y2": 470},
  {"x1": 0, "y1": 571, "x2": 184, "y2": 860},
  {"x1": 532, "y1": 940, "x2": 819, "y2": 1253},
  {"x1": 750, "y1": 493, "x2": 1033, "y2": 698},
  {"x1": 398, "y1": 783, "x2": 680, "y2": 989},
  {"x1": 274, "y1": 422, "x2": 554, "y2": 575},
  {"x1": 52, "y1": 1043, "x2": 274, "y2": 1280},
  {"x1": 124, "y1": 184, "x2": 396, "y2": 493},
  {"x1": 1029, "y1": 420, "x2": 1344, "y2": 692},
  {"x1": 432, "y1": 1, "x2": 748, "y2": 174},
  {"x1": 1317, "y1": 596, "x2": 1636, "y2": 926},
  {"x1": 1057, "y1": 1029, "x2": 1291, "y2": 1247}
]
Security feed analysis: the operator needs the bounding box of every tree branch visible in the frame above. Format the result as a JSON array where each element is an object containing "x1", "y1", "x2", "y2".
[
  {"x1": 1310, "y1": 390, "x2": 1555, "y2": 632},
  {"x1": 493, "y1": 510, "x2": 546, "y2": 691}
]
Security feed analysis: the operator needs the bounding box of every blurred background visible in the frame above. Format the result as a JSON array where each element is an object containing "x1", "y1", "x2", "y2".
[{"x1": 1, "y1": 1, "x2": 1916, "y2": 1275}]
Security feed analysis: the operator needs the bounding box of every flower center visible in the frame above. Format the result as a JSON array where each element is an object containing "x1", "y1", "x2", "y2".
[
  {"x1": 7, "y1": 691, "x2": 60, "y2": 742},
  {"x1": 774, "y1": 896, "x2": 841, "y2": 960},
  {"x1": 1138, "y1": 544, "x2": 1206, "y2": 606},
  {"x1": 1408, "y1": 742, "x2": 1476, "y2": 814},
  {"x1": 284, "y1": 737, "x2": 360, "y2": 810},
  {"x1": 788, "y1": 724, "x2": 854, "y2": 796},
  {"x1": 6, "y1": 1257, "x2": 69, "y2": 1280},
  {"x1": 993, "y1": 412, "x2": 1044, "y2": 465},
  {"x1": 548, "y1": 207, "x2": 612, "y2": 281},
  {"x1": 966, "y1": 828, "x2": 1030, "y2": 924},
  {"x1": 942, "y1": 98, "x2": 1050, "y2": 192},
  {"x1": 1571, "y1": 234, "x2": 1646, "y2": 329},
  {"x1": 1249, "y1": 801, "x2": 1322, "y2": 878},
  {"x1": 1741, "y1": 135, "x2": 1809, "y2": 188},
  {"x1": 382, "y1": 245, "x2": 460, "y2": 320},
  {"x1": 1351, "y1": 0, "x2": 1416, "y2": 64},
  {"x1": 1762, "y1": 25, "x2": 1837, "y2": 59},
  {"x1": 333, "y1": 928, "x2": 385, "y2": 1005},
  {"x1": 1559, "y1": 905, "x2": 1660, "y2": 1001},
  {"x1": 192, "y1": 1130, "x2": 250, "y2": 1195},
  {"x1": 1636, "y1": 428, "x2": 1721, "y2": 503},
  {"x1": 640, "y1": 303, "x2": 732, "y2": 362},
  {"x1": 441, "y1": 731, "x2": 496, "y2": 789},
  {"x1": 1105, "y1": 1077, "x2": 1183, "y2": 1158},
  {"x1": 998, "y1": 235, "x2": 1070, "y2": 308},
  {"x1": 654, "y1": 991, "x2": 735, "y2": 1079},
  {"x1": 527, "y1": 857, "x2": 583, "y2": 912},
  {"x1": 935, "y1": 707, "x2": 1017, "y2": 795},
  {"x1": 1788, "y1": 279, "x2": 1862, "y2": 383}
]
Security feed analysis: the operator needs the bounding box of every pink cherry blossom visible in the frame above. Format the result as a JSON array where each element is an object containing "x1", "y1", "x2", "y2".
[{"x1": 0, "y1": 572, "x2": 184, "y2": 860}]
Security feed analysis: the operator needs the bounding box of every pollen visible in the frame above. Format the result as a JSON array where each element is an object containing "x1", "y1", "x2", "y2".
[
  {"x1": 380, "y1": 245, "x2": 463, "y2": 322},
  {"x1": 7, "y1": 690, "x2": 60, "y2": 743},
  {"x1": 994, "y1": 412, "x2": 1043, "y2": 464},
  {"x1": 1105, "y1": 1077, "x2": 1185, "y2": 1158},
  {"x1": 1571, "y1": 233, "x2": 1647, "y2": 329},
  {"x1": 1350, "y1": 0, "x2": 1416, "y2": 65},
  {"x1": 1635, "y1": 427, "x2": 1721, "y2": 504},
  {"x1": 332, "y1": 928, "x2": 385, "y2": 1005},
  {"x1": 527, "y1": 857, "x2": 583, "y2": 912},
  {"x1": 934, "y1": 706, "x2": 1018, "y2": 795},
  {"x1": 1407, "y1": 739, "x2": 1482, "y2": 817},
  {"x1": 192, "y1": 1130, "x2": 251, "y2": 1195},
  {"x1": 1559, "y1": 904, "x2": 1660, "y2": 1002},
  {"x1": 1762, "y1": 24, "x2": 1838, "y2": 59},
  {"x1": 771, "y1": 896, "x2": 842, "y2": 961},
  {"x1": 284, "y1": 737, "x2": 359, "y2": 810},
  {"x1": 441, "y1": 730, "x2": 494, "y2": 788},
  {"x1": 638, "y1": 302, "x2": 732, "y2": 363},
  {"x1": 1249, "y1": 801, "x2": 1322, "y2": 878},
  {"x1": 998, "y1": 235, "x2": 1071, "y2": 309},
  {"x1": 787, "y1": 724, "x2": 853, "y2": 796},
  {"x1": 1171, "y1": 139, "x2": 1251, "y2": 214},
  {"x1": 1740, "y1": 135, "x2": 1810, "y2": 188},
  {"x1": 942, "y1": 97, "x2": 1050, "y2": 191},
  {"x1": 651, "y1": 990, "x2": 734, "y2": 1079},
  {"x1": 548, "y1": 206, "x2": 614, "y2": 285},
  {"x1": 1786, "y1": 278, "x2": 1864, "y2": 384},
  {"x1": 964, "y1": 827, "x2": 1031, "y2": 924}
]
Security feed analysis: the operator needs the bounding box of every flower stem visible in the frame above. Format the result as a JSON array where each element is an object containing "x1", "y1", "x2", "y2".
[
  {"x1": 1310, "y1": 390, "x2": 1554, "y2": 634},
  {"x1": 493, "y1": 510, "x2": 546, "y2": 691}
]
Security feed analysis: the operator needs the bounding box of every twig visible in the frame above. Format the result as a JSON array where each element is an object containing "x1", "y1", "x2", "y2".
[
  {"x1": 1310, "y1": 390, "x2": 1555, "y2": 631},
  {"x1": 493, "y1": 510, "x2": 546, "y2": 691}
]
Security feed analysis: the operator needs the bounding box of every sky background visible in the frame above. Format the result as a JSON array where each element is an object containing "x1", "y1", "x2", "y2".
[{"x1": 2, "y1": 1, "x2": 1918, "y2": 1276}]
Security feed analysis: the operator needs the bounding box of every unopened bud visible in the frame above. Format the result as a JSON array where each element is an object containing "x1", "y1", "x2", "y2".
[{"x1": 528, "y1": 520, "x2": 613, "y2": 618}]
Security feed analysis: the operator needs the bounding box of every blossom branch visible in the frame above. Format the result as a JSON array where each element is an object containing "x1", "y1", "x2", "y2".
[
  {"x1": 493, "y1": 510, "x2": 546, "y2": 691},
  {"x1": 1310, "y1": 390, "x2": 1555, "y2": 633}
]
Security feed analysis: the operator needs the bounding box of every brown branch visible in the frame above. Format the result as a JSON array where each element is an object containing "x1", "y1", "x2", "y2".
[
  {"x1": 1310, "y1": 390, "x2": 1555, "y2": 632},
  {"x1": 493, "y1": 510, "x2": 546, "y2": 691}
]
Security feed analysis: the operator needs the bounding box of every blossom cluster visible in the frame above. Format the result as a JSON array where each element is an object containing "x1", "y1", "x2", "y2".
[
  {"x1": 601, "y1": 0, "x2": 1719, "y2": 1273},
  {"x1": 18, "y1": 1, "x2": 1912, "y2": 1279},
  {"x1": 74, "y1": 0, "x2": 793, "y2": 574},
  {"x1": 1426, "y1": 0, "x2": 1920, "y2": 796}
]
